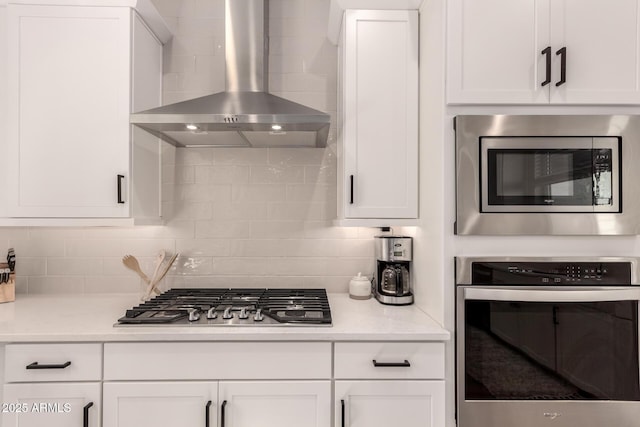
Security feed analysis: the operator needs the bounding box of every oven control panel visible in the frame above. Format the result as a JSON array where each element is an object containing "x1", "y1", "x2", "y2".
[{"x1": 471, "y1": 262, "x2": 633, "y2": 285}]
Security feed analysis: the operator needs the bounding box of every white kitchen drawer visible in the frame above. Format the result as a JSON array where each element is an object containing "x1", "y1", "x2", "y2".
[
  {"x1": 5, "y1": 343, "x2": 102, "y2": 383},
  {"x1": 334, "y1": 342, "x2": 445, "y2": 379},
  {"x1": 104, "y1": 342, "x2": 332, "y2": 380}
]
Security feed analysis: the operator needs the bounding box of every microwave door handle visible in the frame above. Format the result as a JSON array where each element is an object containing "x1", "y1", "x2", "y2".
[{"x1": 464, "y1": 287, "x2": 640, "y2": 303}]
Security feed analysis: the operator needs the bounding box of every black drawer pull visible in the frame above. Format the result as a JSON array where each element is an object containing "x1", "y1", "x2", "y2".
[
  {"x1": 117, "y1": 174, "x2": 125, "y2": 204},
  {"x1": 341, "y1": 399, "x2": 345, "y2": 427},
  {"x1": 205, "y1": 400, "x2": 212, "y2": 427},
  {"x1": 541, "y1": 46, "x2": 551, "y2": 86},
  {"x1": 83, "y1": 402, "x2": 93, "y2": 427},
  {"x1": 372, "y1": 359, "x2": 411, "y2": 367},
  {"x1": 349, "y1": 175, "x2": 354, "y2": 204},
  {"x1": 221, "y1": 400, "x2": 227, "y2": 427},
  {"x1": 555, "y1": 46, "x2": 567, "y2": 87},
  {"x1": 26, "y1": 361, "x2": 71, "y2": 370}
]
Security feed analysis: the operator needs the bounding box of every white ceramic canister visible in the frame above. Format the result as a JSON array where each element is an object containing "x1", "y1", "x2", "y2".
[{"x1": 349, "y1": 272, "x2": 371, "y2": 300}]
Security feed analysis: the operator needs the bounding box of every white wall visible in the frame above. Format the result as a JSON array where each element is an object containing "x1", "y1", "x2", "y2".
[{"x1": 0, "y1": 0, "x2": 376, "y2": 295}]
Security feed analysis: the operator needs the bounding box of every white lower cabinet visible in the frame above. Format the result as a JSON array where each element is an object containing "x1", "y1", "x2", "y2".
[
  {"x1": 335, "y1": 381, "x2": 445, "y2": 427},
  {"x1": 3, "y1": 341, "x2": 446, "y2": 427},
  {"x1": 2, "y1": 382, "x2": 101, "y2": 427},
  {"x1": 103, "y1": 382, "x2": 218, "y2": 427},
  {"x1": 219, "y1": 381, "x2": 331, "y2": 427},
  {"x1": 102, "y1": 381, "x2": 331, "y2": 427}
]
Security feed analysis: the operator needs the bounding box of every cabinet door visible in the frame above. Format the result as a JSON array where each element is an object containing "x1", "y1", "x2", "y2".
[
  {"x1": 7, "y1": 5, "x2": 131, "y2": 217},
  {"x1": 335, "y1": 381, "x2": 444, "y2": 427},
  {"x1": 103, "y1": 382, "x2": 218, "y2": 427},
  {"x1": 2, "y1": 382, "x2": 100, "y2": 427},
  {"x1": 219, "y1": 381, "x2": 331, "y2": 427},
  {"x1": 447, "y1": 0, "x2": 550, "y2": 104},
  {"x1": 342, "y1": 10, "x2": 418, "y2": 219},
  {"x1": 549, "y1": 0, "x2": 640, "y2": 104}
]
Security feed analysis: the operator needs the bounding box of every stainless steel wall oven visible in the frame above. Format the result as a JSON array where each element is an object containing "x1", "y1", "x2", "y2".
[
  {"x1": 456, "y1": 257, "x2": 640, "y2": 427},
  {"x1": 455, "y1": 115, "x2": 640, "y2": 235}
]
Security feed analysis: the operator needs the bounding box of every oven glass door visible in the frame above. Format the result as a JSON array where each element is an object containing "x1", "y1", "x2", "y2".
[
  {"x1": 462, "y1": 288, "x2": 640, "y2": 401},
  {"x1": 480, "y1": 137, "x2": 620, "y2": 213}
]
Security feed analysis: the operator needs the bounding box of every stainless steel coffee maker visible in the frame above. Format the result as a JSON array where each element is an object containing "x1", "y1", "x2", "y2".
[{"x1": 374, "y1": 236, "x2": 414, "y2": 305}]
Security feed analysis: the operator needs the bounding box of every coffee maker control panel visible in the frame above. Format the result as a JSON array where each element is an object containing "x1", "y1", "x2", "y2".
[{"x1": 376, "y1": 236, "x2": 412, "y2": 262}]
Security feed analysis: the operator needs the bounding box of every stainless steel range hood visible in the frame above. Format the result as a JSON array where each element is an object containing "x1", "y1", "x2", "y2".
[{"x1": 131, "y1": 0, "x2": 331, "y2": 148}]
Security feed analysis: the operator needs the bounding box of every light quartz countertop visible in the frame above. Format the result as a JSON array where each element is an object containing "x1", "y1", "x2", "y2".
[{"x1": 0, "y1": 293, "x2": 449, "y2": 342}]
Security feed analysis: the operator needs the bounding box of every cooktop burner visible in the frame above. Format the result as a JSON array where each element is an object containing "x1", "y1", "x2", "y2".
[{"x1": 116, "y1": 288, "x2": 332, "y2": 326}]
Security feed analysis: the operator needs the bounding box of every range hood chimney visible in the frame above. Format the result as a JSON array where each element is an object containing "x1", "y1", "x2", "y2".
[{"x1": 130, "y1": 0, "x2": 331, "y2": 148}]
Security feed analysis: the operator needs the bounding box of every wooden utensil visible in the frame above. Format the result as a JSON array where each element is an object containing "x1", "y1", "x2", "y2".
[
  {"x1": 144, "y1": 252, "x2": 180, "y2": 298},
  {"x1": 122, "y1": 255, "x2": 151, "y2": 284},
  {"x1": 145, "y1": 250, "x2": 166, "y2": 297}
]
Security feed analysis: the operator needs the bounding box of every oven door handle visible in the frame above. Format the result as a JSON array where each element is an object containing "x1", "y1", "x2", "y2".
[{"x1": 464, "y1": 286, "x2": 640, "y2": 302}]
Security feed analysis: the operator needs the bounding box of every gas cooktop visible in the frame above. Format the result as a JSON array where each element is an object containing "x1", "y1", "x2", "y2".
[{"x1": 116, "y1": 288, "x2": 332, "y2": 326}]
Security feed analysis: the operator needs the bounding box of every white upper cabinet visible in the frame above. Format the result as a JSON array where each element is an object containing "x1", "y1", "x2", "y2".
[
  {"x1": 4, "y1": 1, "x2": 169, "y2": 224},
  {"x1": 337, "y1": 9, "x2": 419, "y2": 225},
  {"x1": 447, "y1": 0, "x2": 640, "y2": 104}
]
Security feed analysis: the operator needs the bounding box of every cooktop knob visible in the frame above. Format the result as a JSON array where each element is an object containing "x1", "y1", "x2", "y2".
[
  {"x1": 222, "y1": 307, "x2": 234, "y2": 319},
  {"x1": 188, "y1": 308, "x2": 200, "y2": 322},
  {"x1": 254, "y1": 308, "x2": 264, "y2": 322},
  {"x1": 238, "y1": 308, "x2": 249, "y2": 319},
  {"x1": 206, "y1": 307, "x2": 218, "y2": 319}
]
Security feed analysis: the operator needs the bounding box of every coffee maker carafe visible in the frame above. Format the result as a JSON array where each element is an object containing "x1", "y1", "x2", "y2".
[{"x1": 374, "y1": 236, "x2": 414, "y2": 305}]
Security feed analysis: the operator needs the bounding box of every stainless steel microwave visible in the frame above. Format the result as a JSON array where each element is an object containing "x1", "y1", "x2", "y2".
[{"x1": 455, "y1": 115, "x2": 640, "y2": 235}]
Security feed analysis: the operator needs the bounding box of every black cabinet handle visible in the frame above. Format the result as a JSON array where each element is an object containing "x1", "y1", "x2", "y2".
[
  {"x1": 541, "y1": 46, "x2": 551, "y2": 86},
  {"x1": 555, "y1": 47, "x2": 567, "y2": 86},
  {"x1": 117, "y1": 174, "x2": 125, "y2": 204},
  {"x1": 372, "y1": 359, "x2": 411, "y2": 367},
  {"x1": 26, "y1": 361, "x2": 71, "y2": 370},
  {"x1": 205, "y1": 400, "x2": 212, "y2": 427},
  {"x1": 349, "y1": 175, "x2": 354, "y2": 204},
  {"x1": 221, "y1": 400, "x2": 227, "y2": 427},
  {"x1": 341, "y1": 399, "x2": 345, "y2": 427},
  {"x1": 83, "y1": 402, "x2": 93, "y2": 427}
]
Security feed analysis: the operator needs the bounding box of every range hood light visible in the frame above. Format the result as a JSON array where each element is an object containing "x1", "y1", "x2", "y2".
[
  {"x1": 271, "y1": 124, "x2": 282, "y2": 131},
  {"x1": 186, "y1": 124, "x2": 199, "y2": 131}
]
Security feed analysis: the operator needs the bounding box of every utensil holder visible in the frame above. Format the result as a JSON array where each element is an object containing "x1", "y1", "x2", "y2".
[{"x1": 0, "y1": 262, "x2": 15, "y2": 303}]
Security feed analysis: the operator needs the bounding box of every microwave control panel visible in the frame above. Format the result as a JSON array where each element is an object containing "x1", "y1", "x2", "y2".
[{"x1": 471, "y1": 262, "x2": 633, "y2": 285}]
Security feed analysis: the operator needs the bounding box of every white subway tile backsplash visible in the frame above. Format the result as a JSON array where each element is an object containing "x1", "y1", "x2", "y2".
[
  {"x1": 28, "y1": 277, "x2": 84, "y2": 294},
  {"x1": 195, "y1": 165, "x2": 250, "y2": 184},
  {"x1": 175, "y1": 147, "x2": 214, "y2": 165},
  {"x1": 195, "y1": 0, "x2": 225, "y2": 18},
  {"x1": 210, "y1": 148, "x2": 269, "y2": 165},
  {"x1": 196, "y1": 220, "x2": 252, "y2": 239},
  {"x1": 170, "y1": 202, "x2": 213, "y2": 220},
  {"x1": 176, "y1": 184, "x2": 232, "y2": 202},
  {"x1": 16, "y1": 258, "x2": 46, "y2": 276},
  {"x1": 268, "y1": 148, "x2": 328, "y2": 165},
  {"x1": 65, "y1": 240, "x2": 123, "y2": 257},
  {"x1": 177, "y1": 17, "x2": 224, "y2": 37},
  {"x1": 304, "y1": 164, "x2": 337, "y2": 185},
  {"x1": 267, "y1": 202, "x2": 333, "y2": 221},
  {"x1": 283, "y1": 239, "x2": 341, "y2": 257},
  {"x1": 177, "y1": 256, "x2": 215, "y2": 275},
  {"x1": 250, "y1": 221, "x2": 305, "y2": 239},
  {"x1": 286, "y1": 184, "x2": 336, "y2": 203},
  {"x1": 120, "y1": 239, "x2": 176, "y2": 257},
  {"x1": 232, "y1": 184, "x2": 287, "y2": 202},
  {"x1": 176, "y1": 239, "x2": 229, "y2": 256},
  {"x1": 85, "y1": 276, "x2": 139, "y2": 294},
  {"x1": 212, "y1": 202, "x2": 268, "y2": 220},
  {"x1": 8, "y1": 240, "x2": 65, "y2": 257},
  {"x1": 12, "y1": 0, "x2": 372, "y2": 295},
  {"x1": 228, "y1": 239, "x2": 287, "y2": 257},
  {"x1": 249, "y1": 165, "x2": 305, "y2": 184},
  {"x1": 47, "y1": 258, "x2": 104, "y2": 276}
]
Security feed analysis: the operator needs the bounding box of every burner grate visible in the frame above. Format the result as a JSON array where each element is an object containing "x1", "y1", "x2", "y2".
[{"x1": 117, "y1": 288, "x2": 332, "y2": 326}]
